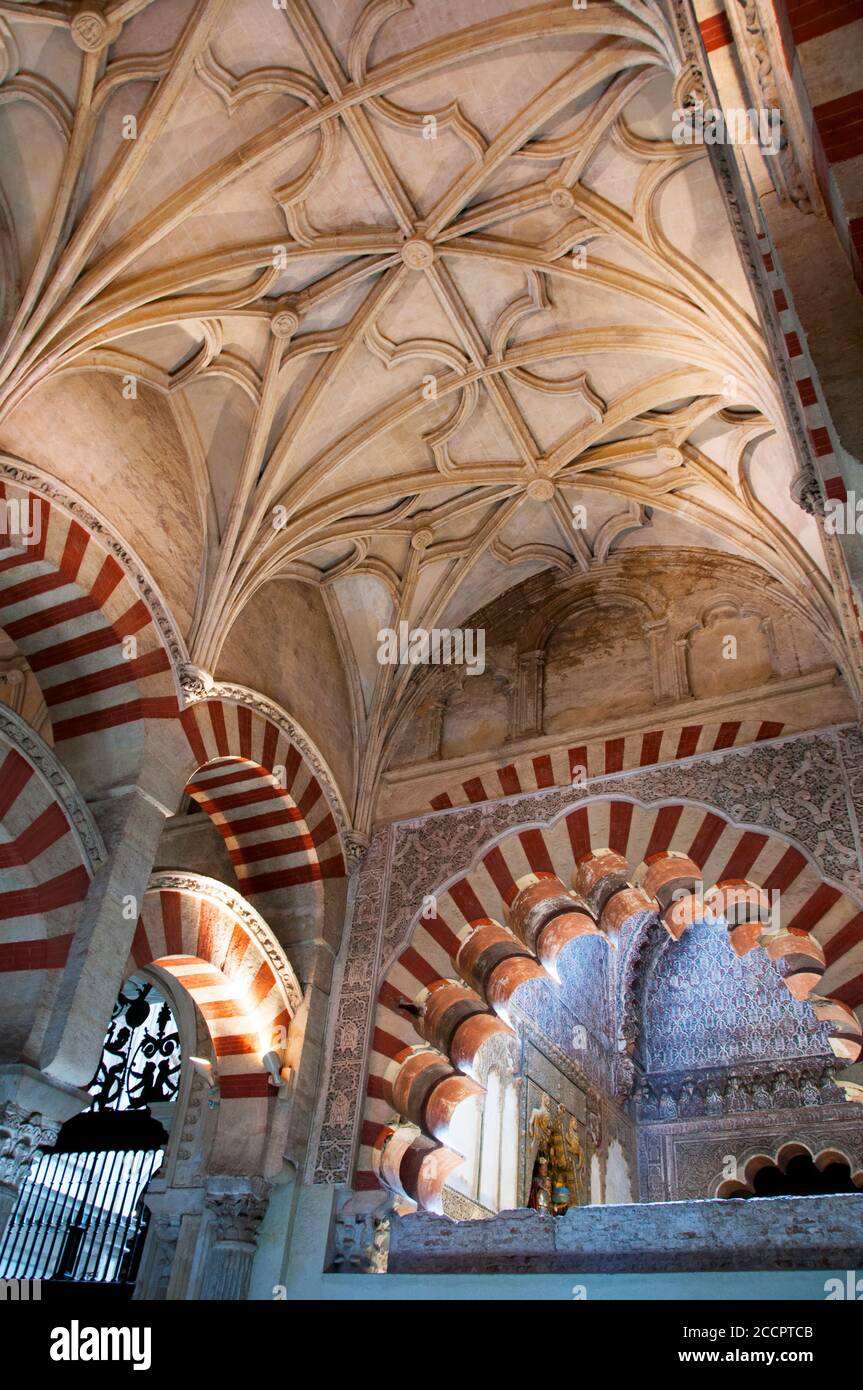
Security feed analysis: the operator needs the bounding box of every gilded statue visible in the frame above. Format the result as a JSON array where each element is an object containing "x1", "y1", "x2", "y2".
[
  {"x1": 566, "y1": 1114, "x2": 587, "y2": 1207},
  {"x1": 527, "y1": 1150, "x2": 553, "y2": 1211},
  {"x1": 527, "y1": 1093, "x2": 552, "y2": 1154}
]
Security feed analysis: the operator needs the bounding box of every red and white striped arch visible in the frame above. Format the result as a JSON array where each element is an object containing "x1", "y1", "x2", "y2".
[
  {"x1": 358, "y1": 796, "x2": 863, "y2": 1191},
  {"x1": 129, "y1": 876, "x2": 300, "y2": 1097},
  {"x1": 0, "y1": 476, "x2": 181, "y2": 797},
  {"x1": 0, "y1": 472, "x2": 351, "y2": 871},
  {"x1": 424, "y1": 717, "x2": 787, "y2": 812},
  {"x1": 0, "y1": 716, "x2": 105, "y2": 1063},
  {"x1": 180, "y1": 700, "x2": 346, "y2": 902}
]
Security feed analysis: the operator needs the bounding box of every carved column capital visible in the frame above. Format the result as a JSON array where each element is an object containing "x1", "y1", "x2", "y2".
[
  {"x1": 332, "y1": 1191, "x2": 393, "y2": 1274},
  {"x1": 0, "y1": 1102, "x2": 59, "y2": 1195},
  {"x1": 205, "y1": 1184, "x2": 269, "y2": 1246},
  {"x1": 200, "y1": 1181, "x2": 270, "y2": 1299},
  {"x1": 344, "y1": 832, "x2": 371, "y2": 875}
]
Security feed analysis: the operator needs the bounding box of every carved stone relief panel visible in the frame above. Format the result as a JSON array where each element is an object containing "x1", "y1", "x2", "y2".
[{"x1": 638, "y1": 1104, "x2": 863, "y2": 1202}]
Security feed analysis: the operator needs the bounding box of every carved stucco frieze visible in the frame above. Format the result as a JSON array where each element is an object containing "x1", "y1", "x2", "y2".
[
  {"x1": 638, "y1": 1103, "x2": 863, "y2": 1201},
  {"x1": 632, "y1": 1059, "x2": 841, "y2": 1124},
  {"x1": 310, "y1": 828, "x2": 392, "y2": 1182},
  {"x1": 384, "y1": 731, "x2": 862, "y2": 961},
  {"x1": 836, "y1": 725, "x2": 863, "y2": 868}
]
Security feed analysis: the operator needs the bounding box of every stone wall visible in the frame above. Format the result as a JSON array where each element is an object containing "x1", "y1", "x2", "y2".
[{"x1": 387, "y1": 1195, "x2": 863, "y2": 1274}]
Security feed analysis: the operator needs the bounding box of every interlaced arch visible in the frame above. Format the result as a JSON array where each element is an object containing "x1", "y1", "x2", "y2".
[{"x1": 362, "y1": 797, "x2": 863, "y2": 1206}]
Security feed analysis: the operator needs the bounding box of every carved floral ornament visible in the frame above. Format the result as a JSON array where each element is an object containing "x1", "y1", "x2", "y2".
[{"x1": 0, "y1": 1103, "x2": 60, "y2": 1192}]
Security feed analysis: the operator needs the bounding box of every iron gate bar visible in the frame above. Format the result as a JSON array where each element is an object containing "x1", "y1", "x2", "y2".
[
  {"x1": 89, "y1": 1149, "x2": 123, "y2": 1280},
  {"x1": 0, "y1": 1145, "x2": 163, "y2": 1283}
]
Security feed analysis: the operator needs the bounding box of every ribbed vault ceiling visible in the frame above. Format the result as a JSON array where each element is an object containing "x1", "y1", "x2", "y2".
[{"x1": 0, "y1": 0, "x2": 836, "y2": 817}]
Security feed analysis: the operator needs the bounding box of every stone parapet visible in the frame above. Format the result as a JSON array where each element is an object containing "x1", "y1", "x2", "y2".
[{"x1": 387, "y1": 1195, "x2": 863, "y2": 1274}]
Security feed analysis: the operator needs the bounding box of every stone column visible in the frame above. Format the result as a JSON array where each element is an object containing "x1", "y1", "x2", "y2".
[
  {"x1": 132, "y1": 1211, "x2": 181, "y2": 1301},
  {"x1": 199, "y1": 1180, "x2": 269, "y2": 1301},
  {"x1": 38, "y1": 786, "x2": 169, "y2": 1089}
]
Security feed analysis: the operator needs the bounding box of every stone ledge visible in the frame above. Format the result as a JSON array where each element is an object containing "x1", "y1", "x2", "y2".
[{"x1": 387, "y1": 1195, "x2": 863, "y2": 1274}]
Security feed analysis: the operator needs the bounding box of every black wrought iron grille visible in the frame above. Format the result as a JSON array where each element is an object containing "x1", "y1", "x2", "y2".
[
  {"x1": 0, "y1": 976, "x2": 177, "y2": 1288},
  {"x1": 89, "y1": 978, "x2": 181, "y2": 1111},
  {"x1": 0, "y1": 1143, "x2": 162, "y2": 1283}
]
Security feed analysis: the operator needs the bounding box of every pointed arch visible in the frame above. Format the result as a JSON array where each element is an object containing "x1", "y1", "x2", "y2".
[{"x1": 178, "y1": 692, "x2": 348, "y2": 959}]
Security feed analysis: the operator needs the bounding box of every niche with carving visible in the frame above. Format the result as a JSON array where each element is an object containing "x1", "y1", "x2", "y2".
[
  {"x1": 681, "y1": 599, "x2": 777, "y2": 700},
  {"x1": 439, "y1": 668, "x2": 511, "y2": 760},
  {"x1": 543, "y1": 601, "x2": 654, "y2": 733}
]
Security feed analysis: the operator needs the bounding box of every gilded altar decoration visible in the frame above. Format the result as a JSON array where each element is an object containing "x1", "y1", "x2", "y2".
[
  {"x1": 566, "y1": 1114, "x2": 588, "y2": 1208},
  {"x1": 525, "y1": 1089, "x2": 591, "y2": 1214},
  {"x1": 548, "y1": 1111, "x2": 576, "y2": 1213}
]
